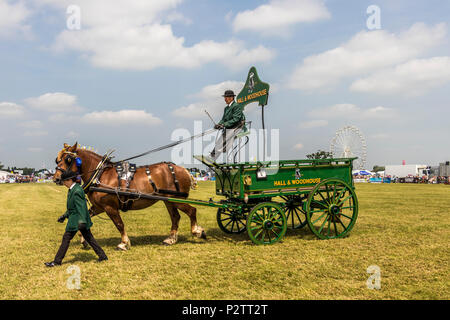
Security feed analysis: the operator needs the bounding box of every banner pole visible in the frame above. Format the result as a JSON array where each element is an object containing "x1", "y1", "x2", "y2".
[{"x1": 262, "y1": 105, "x2": 265, "y2": 162}]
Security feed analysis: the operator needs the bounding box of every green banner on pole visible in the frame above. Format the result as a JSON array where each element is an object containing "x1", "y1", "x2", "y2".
[{"x1": 236, "y1": 67, "x2": 270, "y2": 108}]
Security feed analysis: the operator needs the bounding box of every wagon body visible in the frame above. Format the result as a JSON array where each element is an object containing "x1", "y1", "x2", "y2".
[{"x1": 214, "y1": 158, "x2": 356, "y2": 199}]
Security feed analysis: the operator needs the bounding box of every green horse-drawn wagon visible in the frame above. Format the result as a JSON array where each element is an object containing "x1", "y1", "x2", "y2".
[{"x1": 195, "y1": 155, "x2": 359, "y2": 245}]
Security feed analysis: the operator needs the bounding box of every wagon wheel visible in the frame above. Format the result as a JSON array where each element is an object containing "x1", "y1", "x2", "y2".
[
  {"x1": 280, "y1": 195, "x2": 307, "y2": 229},
  {"x1": 247, "y1": 202, "x2": 287, "y2": 245},
  {"x1": 305, "y1": 178, "x2": 358, "y2": 239},
  {"x1": 217, "y1": 207, "x2": 247, "y2": 234}
]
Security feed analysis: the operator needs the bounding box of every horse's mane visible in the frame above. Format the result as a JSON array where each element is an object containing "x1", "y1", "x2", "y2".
[
  {"x1": 79, "y1": 148, "x2": 101, "y2": 158},
  {"x1": 77, "y1": 147, "x2": 113, "y2": 163}
]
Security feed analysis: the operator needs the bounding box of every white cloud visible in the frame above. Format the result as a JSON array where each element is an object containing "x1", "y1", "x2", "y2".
[
  {"x1": 173, "y1": 81, "x2": 244, "y2": 119},
  {"x1": 165, "y1": 11, "x2": 192, "y2": 25},
  {"x1": 41, "y1": 0, "x2": 274, "y2": 70},
  {"x1": 19, "y1": 120, "x2": 43, "y2": 129},
  {"x1": 233, "y1": 0, "x2": 330, "y2": 35},
  {"x1": 25, "y1": 92, "x2": 81, "y2": 112},
  {"x1": 23, "y1": 130, "x2": 48, "y2": 137},
  {"x1": 308, "y1": 104, "x2": 394, "y2": 120},
  {"x1": 350, "y1": 56, "x2": 450, "y2": 95},
  {"x1": 48, "y1": 113, "x2": 79, "y2": 123},
  {"x1": 0, "y1": 0, "x2": 30, "y2": 38},
  {"x1": 289, "y1": 23, "x2": 447, "y2": 91},
  {"x1": 82, "y1": 109, "x2": 162, "y2": 126},
  {"x1": 299, "y1": 119, "x2": 328, "y2": 129},
  {"x1": 0, "y1": 102, "x2": 25, "y2": 118}
]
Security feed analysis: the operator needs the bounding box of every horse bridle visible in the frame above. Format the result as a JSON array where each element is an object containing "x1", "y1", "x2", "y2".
[{"x1": 55, "y1": 151, "x2": 79, "y2": 180}]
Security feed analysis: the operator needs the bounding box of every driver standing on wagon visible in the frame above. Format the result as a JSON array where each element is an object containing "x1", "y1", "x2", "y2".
[{"x1": 209, "y1": 90, "x2": 246, "y2": 161}]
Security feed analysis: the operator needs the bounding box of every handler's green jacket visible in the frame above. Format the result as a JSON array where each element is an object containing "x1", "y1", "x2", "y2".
[
  {"x1": 218, "y1": 101, "x2": 246, "y2": 130},
  {"x1": 62, "y1": 183, "x2": 93, "y2": 232}
]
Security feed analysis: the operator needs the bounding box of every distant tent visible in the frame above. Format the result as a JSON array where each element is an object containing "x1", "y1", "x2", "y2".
[{"x1": 353, "y1": 170, "x2": 373, "y2": 176}]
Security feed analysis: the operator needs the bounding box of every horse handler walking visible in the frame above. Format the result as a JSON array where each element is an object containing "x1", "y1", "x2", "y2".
[{"x1": 45, "y1": 171, "x2": 107, "y2": 267}]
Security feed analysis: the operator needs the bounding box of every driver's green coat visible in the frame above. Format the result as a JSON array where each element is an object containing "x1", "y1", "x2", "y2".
[
  {"x1": 218, "y1": 101, "x2": 247, "y2": 131},
  {"x1": 62, "y1": 183, "x2": 93, "y2": 232}
]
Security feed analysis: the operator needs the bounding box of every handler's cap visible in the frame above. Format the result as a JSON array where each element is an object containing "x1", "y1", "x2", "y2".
[
  {"x1": 60, "y1": 170, "x2": 78, "y2": 181},
  {"x1": 222, "y1": 90, "x2": 236, "y2": 97}
]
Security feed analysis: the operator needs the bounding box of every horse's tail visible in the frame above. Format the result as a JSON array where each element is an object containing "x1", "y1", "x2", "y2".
[
  {"x1": 189, "y1": 173, "x2": 198, "y2": 190},
  {"x1": 182, "y1": 167, "x2": 197, "y2": 190}
]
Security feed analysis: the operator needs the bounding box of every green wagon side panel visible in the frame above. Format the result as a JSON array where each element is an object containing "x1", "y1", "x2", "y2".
[{"x1": 214, "y1": 158, "x2": 356, "y2": 199}]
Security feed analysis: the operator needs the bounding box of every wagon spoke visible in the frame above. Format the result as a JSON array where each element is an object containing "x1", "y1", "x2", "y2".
[
  {"x1": 253, "y1": 228, "x2": 263, "y2": 239},
  {"x1": 318, "y1": 191, "x2": 329, "y2": 205},
  {"x1": 327, "y1": 218, "x2": 331, "y2": 237},
  {"x1": 336, "y1": 217, "x2": 348, "y2": 230},
  {"x1": 337, "y1": 194, "x2": 353, "y2": 206},
  {"x1": 311, "y1": 211, "x2": 327, "y2": 224},
  {"x1": 269, "y1": 208, "x2": 275, "y2": 220},
  {"x1": 311, "y1": 200, "x2": 327, "y2": 208},
  {"x1": 339, "y1": 213, "x2": 353, "y2": 221},
  {"x1": 254, "y1": 212, "x2": 264, "y2": 222},
  {"x1": 271, "y1": 228, "x2": 280, "y2": 238},
  {"x1": 236, "y1": 219, "x2": 246, "y2": 229},
  {"x1": 294, "y1": 209, "x2": 304, "y2": 225},
  {"x1": 250, "y1": 225, "x2": 263, "y2": 231},
  {"x1": 333, "y1": 182, "x2": 339, "y2": 203},
  {"x1": 310, "y1": 209, "x2": 326, "y2": 214},
  {"x1": 223, "y1": 219, "x2": 233, "y2": 229},
  {"x1": 325, "y1": 184, "x2": 331, "y2": 202},
  {"x1": 271, "y1": 218, "x2": 284, "y2": 224},
  {"x1": 334, "y1": 220, "x2": 339, "y2": 237},
  {"x1": 290, "y1": 209, "x2": 295, "y2": 227},
  {"x1": 317, "y1": 215, "x2": 328, "y2": 234},
  {"x1": 230, "y1": 221, "x2": 236, "y2": 233},
  {"x1": 335, "y1": 187, "x2": 347, "y2": 203}
]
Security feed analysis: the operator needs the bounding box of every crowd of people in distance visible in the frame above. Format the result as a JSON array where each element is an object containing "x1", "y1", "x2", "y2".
[
  {"x1": 353, "y1": 174, "x2": 449, "y2": 184},
  {"x1": 0, "y1": 175, "x2": 52, "y2": 184}
]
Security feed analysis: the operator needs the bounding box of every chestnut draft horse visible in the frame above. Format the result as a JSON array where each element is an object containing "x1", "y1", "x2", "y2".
[{"x1": 53, "y1": 142, "x2": 206, "y2": 250}]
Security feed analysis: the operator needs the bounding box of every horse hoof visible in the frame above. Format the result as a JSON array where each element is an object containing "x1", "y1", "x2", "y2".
[
  {"x1": 116, "y1": 244, "x2": 128, "y2": 251},
  {"x1": 201, "y1": 231, "x2": 207, "y2": 240}
]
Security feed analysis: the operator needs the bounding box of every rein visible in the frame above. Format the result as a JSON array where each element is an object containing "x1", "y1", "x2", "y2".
[{"x1": 114, "y1": 128, "x2": 217, "y2": 163}]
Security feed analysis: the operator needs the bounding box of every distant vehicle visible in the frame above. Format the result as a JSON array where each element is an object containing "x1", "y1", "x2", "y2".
[{"x1": 385, "y1": 165, "x2": 429, "y2": 180}]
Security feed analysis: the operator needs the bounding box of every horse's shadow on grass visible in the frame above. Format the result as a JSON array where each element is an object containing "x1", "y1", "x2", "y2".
[
  {"x1": 64, "y1": 251, "x2": 99, "y2": 264},
  {"x1": 93, "y1": 226, "x2": 318, "y2": 248},
  {"x1": 204, "y1": 226, "x2": 318, "y2": 245}
]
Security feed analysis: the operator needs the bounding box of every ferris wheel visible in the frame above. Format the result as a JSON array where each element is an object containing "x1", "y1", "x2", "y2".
[{"x1": 330, "y1": 126, "x2": 367, "y2": 169}]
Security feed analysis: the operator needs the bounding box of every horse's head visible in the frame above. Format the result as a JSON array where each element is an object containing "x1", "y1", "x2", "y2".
[{"x1": 53, "y1": 142, "x2": 79, "y2": 185}]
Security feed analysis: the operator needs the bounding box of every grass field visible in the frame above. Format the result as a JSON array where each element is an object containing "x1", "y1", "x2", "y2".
[{"x1": 0, "y1": 182, "x2": 448, "y2": 300}]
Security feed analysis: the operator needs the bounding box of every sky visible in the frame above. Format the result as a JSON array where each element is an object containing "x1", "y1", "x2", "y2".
[{"x1": 0, "y1": 0, "x2": 449, "y2": 170}]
